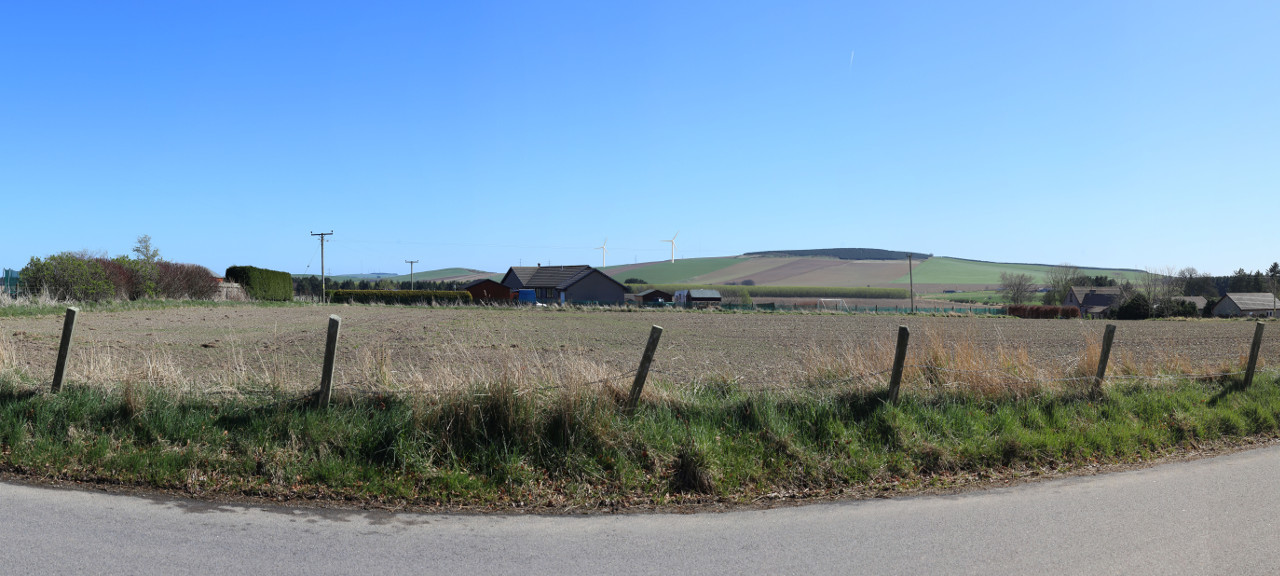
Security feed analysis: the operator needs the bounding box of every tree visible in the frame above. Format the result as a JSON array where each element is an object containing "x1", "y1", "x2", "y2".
[
  {"x1": 623, "y1": 278, "x2": 647, "y2": 284},
  {"x1": 1000, "y1": 272, "x2": 1035, "y2": 305},
  {"x1": 1115, "y1": 293, "x2": 1152, "y2": 320},
  {"x1": 132, "y1": 234, "x2": 160, "y2": 263},
  {"x1": 1042, "y1": 263, "x2": 1080, "y2": 306}
]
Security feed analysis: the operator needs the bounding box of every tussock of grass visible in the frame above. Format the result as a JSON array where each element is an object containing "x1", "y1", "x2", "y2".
[{"x1": 2, "y1": 370, "x2": 1279, "y2": 510}]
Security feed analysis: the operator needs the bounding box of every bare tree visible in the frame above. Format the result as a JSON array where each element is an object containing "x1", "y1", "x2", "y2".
[
  {"x1": 1043, "y1": 263, "x2": 1080, "y2": 305},
  {"x1": 1000, "y1": 272, "x2": 1035, "y2": 305}
]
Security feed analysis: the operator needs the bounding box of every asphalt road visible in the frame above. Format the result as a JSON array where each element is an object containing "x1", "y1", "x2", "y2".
[{"x1": 3, "y1": 445, "x2": 1279, "y2": 575}]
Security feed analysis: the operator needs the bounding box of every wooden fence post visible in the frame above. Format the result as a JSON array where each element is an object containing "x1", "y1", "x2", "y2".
[
  {"x1": 888, "y1": 325, "x2": 910, "y2": 403},
  {"x1": 626, "y1": 325, "x2": 664, "y2": 413},
  {"x1": 51, "y1": 307, "x2": 79, "y2": 393},
  {"x1": 316, "y1": 315, "x2": 341, "y2": 408},
  {"x1": 1244, "y1": 321, "x2": 1266, "y2": 388},
  {"x1": 1092, "y1": 323, "x2": 1117, "y2": 400}
]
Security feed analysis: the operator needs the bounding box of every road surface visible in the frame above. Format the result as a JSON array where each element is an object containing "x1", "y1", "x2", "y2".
[{"x1": 3, "y1": 444, "x2": 1278, "y2": 575}]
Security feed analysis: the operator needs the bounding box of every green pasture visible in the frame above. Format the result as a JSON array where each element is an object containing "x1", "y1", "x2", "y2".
[
  {"x1": 895, "y1": 257, "x2": 1147, "y2": 285},
  {"x1": 605, "y1": 258, "x2": 742, "y2": 285}
]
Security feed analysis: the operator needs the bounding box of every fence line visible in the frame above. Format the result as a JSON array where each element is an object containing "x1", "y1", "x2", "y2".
[{"x1": 24, "y1": 308, "x2": 1277, "y2": 407}]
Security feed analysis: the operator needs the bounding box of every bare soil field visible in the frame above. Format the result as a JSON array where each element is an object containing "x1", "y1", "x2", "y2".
[
  {"x1": 688, "y1": 258, "x2": 915, "y2": 287},
  {"x1": 3, "y1": 305, "x2": 1274, "y2": 395}
]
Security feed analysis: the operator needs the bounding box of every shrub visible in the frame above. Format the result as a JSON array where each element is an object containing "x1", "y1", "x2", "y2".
[
  {"x1": 225, "y1": 266, "x2": 293, "y2": 302},
  {"x1": 623, "y1": 278, "x2": 647, "y2": 284},
  {"x1": 157, "y1": 262, "x2": 218, "y2": 300},
  {"x1": 20, "y1": 253, "x2": 115, "y2": 301},
  {"x1": 326, "y1": 290, "x2": 472, "y2": 305},
  {"x1": 1008, "y1": 305, "x2": 1079, "y2": 319},
  {"x1": 1115, "y1": 293, "x2": 1152, "y2": 320}
]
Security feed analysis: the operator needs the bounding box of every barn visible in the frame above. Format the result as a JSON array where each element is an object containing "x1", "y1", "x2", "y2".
[
  {"x1": 464, "y1": 279, "x2": 514, "y2": 302},
  {"x1": 1212, "y1": 293, "x2": 1280, "y2": 317}
]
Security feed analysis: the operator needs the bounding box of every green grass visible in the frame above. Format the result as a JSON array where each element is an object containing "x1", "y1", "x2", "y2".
[
  {"x1": 895, "y1": 257, "x2": 1147, "y2": 285},
  {"x1": 604, "y1": 258, "x2": 742, "y2": 284},
  {"x1": 3, "y1": 370, "x2": 1278, "y2": 509},
  {"x1": 638, "y1": 284, "x2": 908, "y2": 299},
  {"x1": 0, "y1": 298, "x2": 300, "y2": 319},
  {"x1": 924, "y1": 290, "x2": 1015, "y2": 304}
]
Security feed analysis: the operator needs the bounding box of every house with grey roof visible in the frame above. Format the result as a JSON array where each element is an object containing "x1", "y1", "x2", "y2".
[
  {"x1": 500, "y1": 265, "x2": 627, "y2": 305},
  {"x1": 1211, "y1": 293, "x2": 1280, "y2": 317},
  {"x1": 1064, "y1": 286, "x2": 1123, "y2": 317}
]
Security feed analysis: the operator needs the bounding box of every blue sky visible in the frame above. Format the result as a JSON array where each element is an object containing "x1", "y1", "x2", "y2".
[{"x1": 3, "y1": 1, "x2": 1277, "y2": 277}]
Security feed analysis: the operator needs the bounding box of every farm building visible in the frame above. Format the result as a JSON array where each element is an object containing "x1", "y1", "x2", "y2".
[
  {"x1": 1211, "y1": 293, "x2": 1280, "y2": 317},
  {"x1": 500, "y1": 265, "x2": 626, "y2": 305},
  {"x1": 674, "y1": 289, "x2": 722, "y2": 308},
  {"x1": 464, "y1": 279, "x2": 514, "y2": 302},
  {"x1": 635, "y1": 288, "x2": 674, "y2": 304},
  {"x1": 1064, "y1": 286, "x2": 1123, "y2": 317}
]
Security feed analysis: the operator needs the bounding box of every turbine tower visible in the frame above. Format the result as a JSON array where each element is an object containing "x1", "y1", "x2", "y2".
[
  {"x1": 596, "y1": 239, "x2": 608, "y2": 268},
  {"x1": 662, "y1": 231, "x2": 678, "y2": 263}
]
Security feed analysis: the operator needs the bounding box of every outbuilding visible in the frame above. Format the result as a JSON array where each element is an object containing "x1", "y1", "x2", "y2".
[
  {"x1": 674, "y1": 289, "x2": 723, "y2": 308},
  {"x1": 464, "y1": 279, "x2": 514, "y2": 302},
  {"x1": 636, "y1": 288, "x2": 673, "y2": 305},
  {"x1": 1212, "y1": 293, "x2": 1280, "y2": 317}
]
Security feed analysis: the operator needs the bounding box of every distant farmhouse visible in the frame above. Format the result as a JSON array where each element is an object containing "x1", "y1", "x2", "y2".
[
  {"x1": 674, "y1": 289, "x2": 722, "y2": 308},
  {"x1": 634, "y1": 288, "x2": 673, "y2": 305},
  {"x1": 1064, "y1": 286, "x2": 1123, "y2": 318},
  {"x1": 1212, "y1": 293, "x2": 1280, "y2": 318},
  {"x1": 500, "y1": 265, "x2": 627, "y2": 305}
]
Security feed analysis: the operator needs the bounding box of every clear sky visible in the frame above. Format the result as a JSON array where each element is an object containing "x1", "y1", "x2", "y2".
[{"x1": 3, "y1": 1, "x2": 1277, "y2": 277}]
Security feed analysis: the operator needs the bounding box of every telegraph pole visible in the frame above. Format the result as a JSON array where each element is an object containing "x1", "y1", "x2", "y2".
[
  {"x1": 311, "y1": 231, "x2": 333, "y2": 303},
  {"x1": 405, "y1": 259, "x2": 418, "y2": 290},
  {"x1": 906, "y1": 253, "x2": 916, "y2": 312}
]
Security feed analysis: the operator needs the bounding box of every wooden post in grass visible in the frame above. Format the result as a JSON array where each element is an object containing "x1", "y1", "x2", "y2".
[
  {"x1": 51, "y1": 307, "x2": 79, "y2": 393},
  {"x1": 888, "y1": 325, "x2": 910, "y2": 403},
  {"x1": 317, "y1": 315, "x2": 341, "y2": 408},
  {"x1": 1092, "y1": 324, "x2": 1117, "y2": 400},
  {"x1": 627, "y1": 325, "x2": 664, "y2": 413},
  {"x1": 1244, "y1": 322, "x2": 1266, "y2": 388}
]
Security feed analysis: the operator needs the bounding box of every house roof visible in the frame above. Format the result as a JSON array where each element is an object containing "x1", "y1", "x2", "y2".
[
  {"x1": 688, "y1": 289, "x2": 722, "y2": 299},
  {"x1": 1222, "y1": 293, "x2": 1280, "y2": 311},
  {"x1": 464, "y1": 278, "x2": 506, "y2": 289},
  {"x1": 1080, "y1": 292, "x2": 1120, "y2": 309},
  {"x1": 502, "y1": 265, "x2": 626, "y2": 291},
  {"x1": 1069, "y1": 286, "x2": 1122, "y2": 301},
  {"x1": 637, "y1": 289, "x2": 672, "y2": 297}
]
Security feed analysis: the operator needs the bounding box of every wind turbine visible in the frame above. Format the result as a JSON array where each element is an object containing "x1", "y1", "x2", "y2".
[
  {"x1": 662, "y1": 231, "x2": 678, "y2": 263},
  {"x1": 596, "y1": 239, "x2": 608, "y2": 268}
]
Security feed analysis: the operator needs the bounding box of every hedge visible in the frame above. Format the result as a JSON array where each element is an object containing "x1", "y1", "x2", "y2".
[
  {"x1": 225, "y1": 266, "x2": 293, "y2": 302},
  {"x1": 1008, "y1": 305, "x2": 1081, "y2": 319},
  {"x1": 326, "y1": 290, "x2": 472, "y2": 305}
]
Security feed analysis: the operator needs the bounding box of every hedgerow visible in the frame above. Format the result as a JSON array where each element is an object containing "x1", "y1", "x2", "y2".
[
  {"x1": 326, "y1": 290, "x2": 472, "y2": 305},
  {"x1": 225, "y1": 266, "x2": 293, "y2": 302}
]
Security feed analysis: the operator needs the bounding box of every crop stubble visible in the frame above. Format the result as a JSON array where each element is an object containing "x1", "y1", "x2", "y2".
[{"x1": 2, "y1": 306, "x2": 1274, "y2": 394}]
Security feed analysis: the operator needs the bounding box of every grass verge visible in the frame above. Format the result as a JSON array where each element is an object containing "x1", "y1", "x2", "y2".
[{"x1": 2, "y1": 371, "x2": 1278, "y2": 511}]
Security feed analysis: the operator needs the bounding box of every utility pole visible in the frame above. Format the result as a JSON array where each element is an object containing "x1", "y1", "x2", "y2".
[
  {"x1": 405, "y1": 259, "x2": 418, "y2": 290},
  {"x1": 906, "y1": 253, "x2": 916, "y2": 312},
  {"x1": 311, "y1": 231, "x2": 333, "y2": 303}
]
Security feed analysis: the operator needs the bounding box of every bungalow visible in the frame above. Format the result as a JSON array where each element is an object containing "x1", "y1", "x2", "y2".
[
  {"x1": 500, "y1": 265, "x2": 627, "y2": 305},
  {"x1": 1064, "y1": 286, "x2": 1123, "y2": 317},
  {"x1": 463, "y1": 278, "x2": 514, "y2": 302},
  {"x1": 1212, "y1": 293, "x2": 1280, "y2": 318}
]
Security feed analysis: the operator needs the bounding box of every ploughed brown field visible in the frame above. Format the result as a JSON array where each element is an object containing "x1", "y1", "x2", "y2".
[{"x1": 2, "y1": 305, "x2": 1274, "y2": 395}]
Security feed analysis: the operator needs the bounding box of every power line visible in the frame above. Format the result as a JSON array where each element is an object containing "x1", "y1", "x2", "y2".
[{"x1": 311, "y1": 230, "x2": 333, "y2": 303}]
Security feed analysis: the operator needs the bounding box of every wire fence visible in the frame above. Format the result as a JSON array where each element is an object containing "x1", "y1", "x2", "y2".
[{"x1": 12, "y1": 307, "x2": 1278, "y2": 407}]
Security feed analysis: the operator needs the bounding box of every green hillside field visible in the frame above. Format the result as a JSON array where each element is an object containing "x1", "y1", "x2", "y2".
[
  {"x1": 893, "y1": 257, "x2": 1147, "y2": 285},
  {"x1": 603, "y1": 257, "x2": 741, "y2": 285}
]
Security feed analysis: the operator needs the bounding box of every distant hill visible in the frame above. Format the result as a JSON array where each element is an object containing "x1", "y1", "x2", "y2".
[
  {"x1": 744, "y1": 248, "x2": 931, "y2": 260},
  {"x1": 295, "y1": 268, "x2": 491, "y2": 283}
]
